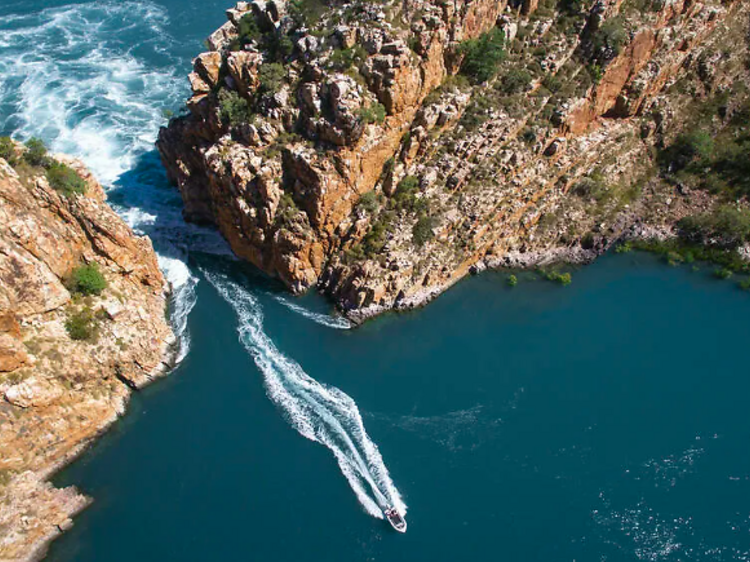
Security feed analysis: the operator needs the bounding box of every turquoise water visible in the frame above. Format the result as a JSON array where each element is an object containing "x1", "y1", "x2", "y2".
[
  {"x1": 48, "y1": 254, "x2": 750, "y2": 561},
  {"x1": 1, "y1": 1, "x2": 749, "y2": 560}
]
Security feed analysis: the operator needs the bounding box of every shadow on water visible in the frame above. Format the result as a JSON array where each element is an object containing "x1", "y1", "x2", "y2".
[{"x1": 104, "y1": 148, "x2": 297, "y2": 295}]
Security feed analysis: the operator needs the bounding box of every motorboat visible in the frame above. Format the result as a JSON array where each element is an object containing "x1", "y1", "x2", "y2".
[{"x1": 384, "y1": 506, "x2": 407, "y2": 533}]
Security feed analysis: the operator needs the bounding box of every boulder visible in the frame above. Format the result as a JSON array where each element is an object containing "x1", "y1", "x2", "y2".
[{"x1": 4, "y1": 377, "x2": 63, "y2": 408}]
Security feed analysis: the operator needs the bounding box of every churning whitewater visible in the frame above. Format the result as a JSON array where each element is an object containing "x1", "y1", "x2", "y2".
[
  {"x1": 270, "y1": 294, "x2": 352, "y2": 330},
  {"x1": 0, "y1": 0, "x2": 403, "y2": 523},
  {"x1": 0, "y1": 0, "x2": 205, "y2": 356},
  {"x1": 204, "y1": 270, "x2": 406, "y2": 519}
]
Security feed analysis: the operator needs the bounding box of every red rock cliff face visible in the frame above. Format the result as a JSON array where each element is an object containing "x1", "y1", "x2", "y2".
[
  {"x1": 158, "y1": 0, "x2": 507, "y2": 292},
  {"x1": 158, "y1": 0, "x2": 745, "y2": 317},
  {"x1": 0, "y1": 148, "x2": 174, "y2": 560}
]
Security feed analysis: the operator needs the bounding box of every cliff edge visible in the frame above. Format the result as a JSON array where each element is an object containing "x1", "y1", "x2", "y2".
[
  {"x1": 158, "y1": 0, "x2": 750, "y2": 319},
  {"x1": 0, "y1": 141, "x2": 174, "y2": 561}
]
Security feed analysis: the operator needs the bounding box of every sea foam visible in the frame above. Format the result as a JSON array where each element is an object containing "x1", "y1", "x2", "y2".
[
  {"x1": 270, "y1": 293, "x2": 352, "y2": 330},
  {"x1": 204, "y1": 269, "x2": 406, "y2": 519},
  {"x1": 0, "y1": 0, "x2": 204, "y2": 357}
]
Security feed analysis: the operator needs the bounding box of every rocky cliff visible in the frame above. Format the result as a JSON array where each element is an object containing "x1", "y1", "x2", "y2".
[
  {"x1": 0, "y1": 144, "x2": 174, "y2": 560},
  {"x1": 158, "y1": 0, "x2": 750, "y2": 319}
]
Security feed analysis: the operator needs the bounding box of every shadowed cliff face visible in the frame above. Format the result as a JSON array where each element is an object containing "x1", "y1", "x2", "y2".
[
  {"x1": 0, "y1": 146, "x2": 174, "y2": 560},
  {"x1": 158, "y1": 0, "x2": 747, "y2": 318}
]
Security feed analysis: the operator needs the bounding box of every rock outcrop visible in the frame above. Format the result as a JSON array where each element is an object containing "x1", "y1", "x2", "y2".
[
  {"x1": 0, "y1": 146, "x2": 174, "y2": 560},
  {"x1": 158, "y1": 0, "x2": 749, "y2": 319}
]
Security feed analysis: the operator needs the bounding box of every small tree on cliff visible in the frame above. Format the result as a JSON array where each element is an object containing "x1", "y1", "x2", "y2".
[
  {"x1": 459, "y1": 28, "x2": 505, "y2": 84},
  {"x1": 218, "y1": 90, "x2": 254, "y2": 126},
  {"x1": 67, "y1": 264, "x2": 107, "y2": 296},
  {"x1": 23, "y1": 137, "x2": 49, "y2": 167},
  {"x1": 259, "y1": 63, "x2": 286, "y2": 94},
  {"x1": 0, "y1": 136, "x2": 16, "y2": 164}
]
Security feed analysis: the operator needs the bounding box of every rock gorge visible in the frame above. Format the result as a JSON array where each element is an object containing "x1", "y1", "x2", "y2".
[
  {"x1": 158, "y1": 0, "x2": 750, "y2": 319},
  {"x1": 0, "y1": 145, "x2": 174, "y2": 561}
]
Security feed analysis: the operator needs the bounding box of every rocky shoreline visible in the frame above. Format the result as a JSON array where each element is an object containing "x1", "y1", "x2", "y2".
[
  {"x1": 0, "y1": 143, "x2": 176, "y2": 561},
  {"x1": 342, "y1": 226, "x2": 661, "y2": 324},
  {"x1": 157, "y1": 0, "x2": 750, "y2": 322}
]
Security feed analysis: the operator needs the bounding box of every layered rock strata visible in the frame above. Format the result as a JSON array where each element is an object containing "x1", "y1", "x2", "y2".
[
  {"x1": 0, "y1": 148, "x2": 174, "y2": 560},
  {"x1": 158, "y1": 0, "x2": 748, "y2": 319}
]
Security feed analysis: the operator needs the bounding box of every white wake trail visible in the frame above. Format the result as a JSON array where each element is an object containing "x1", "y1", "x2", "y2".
[
  {"x1": 203, "y1": 270, "x2": 406, "y2": 518},
  {"x1": 269, "y1": 294, "x2": 352, "y2": 330}
]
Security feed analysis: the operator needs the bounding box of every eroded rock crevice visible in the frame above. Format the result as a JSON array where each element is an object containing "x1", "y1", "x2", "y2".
[{"x1": 157, "y1": 0, "x2": 749, "y2": 318}]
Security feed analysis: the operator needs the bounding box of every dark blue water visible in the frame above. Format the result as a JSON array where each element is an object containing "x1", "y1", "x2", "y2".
[{"x1": 1, "y1": 1, "x2": 749, "y2": 560}]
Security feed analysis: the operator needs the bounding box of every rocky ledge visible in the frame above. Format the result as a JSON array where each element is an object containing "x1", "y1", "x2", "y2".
[
  {"x1": 158, "y1": 0, "x2": 749, "y2": 320},
  {"x1": 0, "y1": 142, "x2": 174, "y2": 561}
]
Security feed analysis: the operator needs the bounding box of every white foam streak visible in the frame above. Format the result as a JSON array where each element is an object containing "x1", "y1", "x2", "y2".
[
  {"x1": 160, "y1": 256, "x2": 198, "y2": 363},
  {"x1": 0, "y1": 0, "x2": 201, "y2": 361},
  {"x1": 203, "y1": 270, "x2": 405, "y2": 518},
  {"x1": 270, "y1": 294, "x2": 352, "y2": 330}
]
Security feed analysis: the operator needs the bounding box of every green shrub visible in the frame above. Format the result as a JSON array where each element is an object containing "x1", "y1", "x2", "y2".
[
  {"x1": 218, "y1": 89, "x2": 254, "y2": 126},
  {"x1": 615, "y1": 240, "x2": 633, "y2": 254},
  {"x1": 267, "y1": 33, "x2": 295, "y2": 62},
  {"x1": 412, "y1": 216, "x2": 435, "y2": 246},
  {"x1": 288, "y1": 0, "x2": 327, "y2": 29},
  {"x1": 542, "y1": 269, "x2": 572, "y2": 286},
  {"x1": 0, "y1": 136, "x2": 16, "y2": 164},
  {"x1": 345, "y1": 243, "x2": 366, "y2": 263},
  {"x1": 521, "y1": 128, "x2": 536, "y2": 144},
  {"x1": 361, "y1": 212, "x2": 396, "y2": 257},
  {"x1": 588, "y1": 63, "x2": 604, "y2": 84},
  {"x1": 23, "y1": 137, "x2": 49, "y2": 167},
  {"x1": 591, "y1": 17, "x2": 628, "y2": 60},
  {"x1": 259, "y1": 63, "x2": 286, "y2": 94},
  {"x1": 459, "y1": 27, "x2": 505, "y2": 84},
  {"x1": 65, "y1": 308, "x2": 100, "y2": 342},
  {"x1": 328, "y1": 46, "x2": 367, "y2": 72},
  {"x1": 381, "y1": 157, "x2": 395, "y2": 181},
  {"x1": 68, "y1": 264, "x2": 107, "y2": 296},
  {"x1": 357, "y1": 191, "x2": 379, "y2": 214},
  {"x1": 392, "y1": 175, "x2": 425, "y2": 213},
  {"x1": 714, "y1": 267, "x2": 733, "y2": 280},
  {"x1": 666, "y1": 251, "x2": 684, "y2": 266},
  {"x1": 560, "y1": 0, "x2": 585, "y2": 14},
  {"x1": 581, "y1": 232, "x2": 596, "y2": 250},
  {"x1": 507, "y1": 274, "x2": 518, "y2": 287},
  {"x1": 661, "y1": 130, "x2": 715, "y2": 171},
  {"x1": 46, "y1": 161, "x2": 87, "y2": 196},
  {"x1": 237, "y1": 12, "x2": 262, "y2": 46},
  {"x1": 359, "y1": 102, "x2": 386, "y2": 125},
  {"x1": 542, "y1": 73, "x2": 563, "y2": 94},
  {"x1": 276, "y1": 192, "x2": 300, "y2": 225},
  {"x1": 0, "y1": 468, "x2": 13, "y2": 487},
  {"x1": 677, "y1": 206, "x2": 750, "y2": 248},
  {"x1": 572, "y1": 172, "x2": 608, "y2": 201},
  {"x1": 498, "y1": 69, "x2": 532, "y2": 95},
  {"x1": 460, "y1": 94, "x2": 493, "y2": 131}
]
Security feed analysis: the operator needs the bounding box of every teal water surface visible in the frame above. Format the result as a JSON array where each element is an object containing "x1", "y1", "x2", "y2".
[
  {"x1": 1, "y1": 0, "x2": 749, "y2": 560},
  {"x1": 50, "y1": 253, "x2": 750, "y2": 561}
]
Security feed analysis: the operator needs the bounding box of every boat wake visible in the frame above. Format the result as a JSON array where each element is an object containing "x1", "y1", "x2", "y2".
[
  {"x1": 204, "y1": 269, "x2": 405, "y2": 519},
  {"x1": 270, "y1": 294, "x2": 352, "y2": 330}
]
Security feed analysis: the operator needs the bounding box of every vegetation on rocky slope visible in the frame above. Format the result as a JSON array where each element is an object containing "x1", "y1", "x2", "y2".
[
  {"x1": 158, "y1": 0, "x2": 750, "y2": 318},
  {"x1": 1, "y1": 136, "x2": 88, "y2": 196},
  {"x1": 0, "y1": 142, "x2": 173, "y2": 559}
]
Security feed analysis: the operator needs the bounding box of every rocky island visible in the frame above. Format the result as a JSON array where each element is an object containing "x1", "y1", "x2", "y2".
[
  {"x1": 158, "y1": 0, "x2": 750, "y2": 321},
  {"x1": 0, "y1": 140, "x2": 174, "y2": 560}
]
